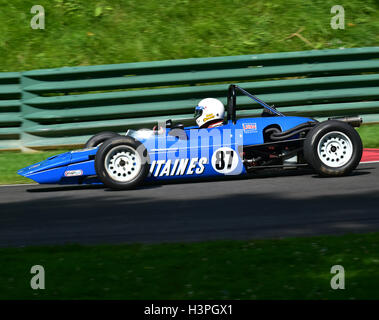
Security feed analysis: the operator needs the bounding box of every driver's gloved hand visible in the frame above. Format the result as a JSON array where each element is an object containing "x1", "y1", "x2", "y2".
[{"x1": 152, "y1": 125, "x2": 165, "y2": 135}]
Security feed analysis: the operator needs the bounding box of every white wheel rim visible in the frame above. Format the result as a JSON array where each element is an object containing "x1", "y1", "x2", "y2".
[
  {"x1": 317, "y1": 131, "x2": 353, "y2": 168},
  {"x1": 104, "y1": 146, "x2": 142, "y2": 182}
]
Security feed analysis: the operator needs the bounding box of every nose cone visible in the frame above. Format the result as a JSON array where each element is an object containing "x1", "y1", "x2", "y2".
[{"x1": 18, "y1": 152, "x2": 72, "y2": 183}]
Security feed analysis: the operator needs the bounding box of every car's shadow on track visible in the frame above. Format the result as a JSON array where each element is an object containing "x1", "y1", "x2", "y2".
[
  {"x1": 144, "y1": 166, "x2": 373, "y2": 186},
  {"x1": 26, "y1": 166, "x2": 374, "y2": 193},
  {"x1": 26, "y1": 183, "x2": 162, "y2": 193},
  {"x1": 311, "y1": 170, "x2": 372, "y2": 179},
  {"x1": 27, "y1": 185, "x2": 105, "y2": 193},
  {"x1": 87, "y1": 168, "x2": 319, "y2": 192}
]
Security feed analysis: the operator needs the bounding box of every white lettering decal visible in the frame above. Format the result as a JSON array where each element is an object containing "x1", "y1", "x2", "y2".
[
  {"x1": 176, "y1": 159, "x2": 189, "y2": 175},
  {"x1": 154, "y1": 160, "x2": 165, "y2": 176},
  {"x1": 159, "y1": 160, "x2": 172, "y2": 176},
  {"x1": 196, "y1": 157, "x2": 208, "y2": 174},
  {"x1": 186, "y1": 158, "x2": 198, "y2": 175},
  {"x1": 170, "y1": 159, "x2": 180, "y2": 176}
]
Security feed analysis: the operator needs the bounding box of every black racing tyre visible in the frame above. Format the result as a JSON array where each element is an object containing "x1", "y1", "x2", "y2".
[
  {"x1": 84, "y1": 131, "x2": 119, "y2": 148},
  {"x1": 95, "y1": 136, "x2": 149, "y2": 190},
  {"x1": 304, "y1": 120, "x2": 363, "y2": 177}
]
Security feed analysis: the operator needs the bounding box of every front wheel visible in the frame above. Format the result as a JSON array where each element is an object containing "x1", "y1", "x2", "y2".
[
  {"x1": 304, "y1": 120, "x2": 363, "y2": 177},
  {"x1": 85, "y1": 131, "x2": 119, "y2": 148},
  {"x1": 95, "y1": 136, "x2": 149, "y2": 190}
]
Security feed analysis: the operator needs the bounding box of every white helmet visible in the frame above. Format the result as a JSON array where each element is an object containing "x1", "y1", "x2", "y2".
[{"x1": 194, "y1": 98, "x2": 225, "y2": 128}]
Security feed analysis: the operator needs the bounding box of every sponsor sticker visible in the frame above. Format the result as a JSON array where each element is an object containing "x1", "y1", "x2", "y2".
[
  {"x1": 64, "y1": 169, "x2": 83, "y2": 177},
  {"x1": 203, "y1": 113, "x2": 215, "y2": 122},
  {"x1": 242, "y1": 123, "x2": 257, "y2": 133}
]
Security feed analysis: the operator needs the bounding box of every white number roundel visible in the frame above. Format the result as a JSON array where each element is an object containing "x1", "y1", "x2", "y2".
[{"x1": 211, "y1": 147, "x2": 239, "y2": 174}]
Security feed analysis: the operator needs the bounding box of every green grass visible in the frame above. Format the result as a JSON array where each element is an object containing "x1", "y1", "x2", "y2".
[
  {"x1": 1, "y1": 232, "x2": 379, "y2": 299},
  {"x1": 0, "y1": 149, "x2": 69, "y2": 185},
  {"x1": 0, "y1": 0, "x2": 378, "y2": 71},
  {"x1": 356, "y1": 124, "x2": 379, "y2": 148},
  {"x1": 0, "y1": 124, "x2": 378, "y2": 185}
]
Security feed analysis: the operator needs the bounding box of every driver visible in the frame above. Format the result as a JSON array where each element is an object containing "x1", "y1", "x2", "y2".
[{"x1": 194, "y1": 98, "x2": 225, "y2": 128}]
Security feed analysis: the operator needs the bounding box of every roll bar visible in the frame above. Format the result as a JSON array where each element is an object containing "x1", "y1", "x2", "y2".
[{"x1": 227, "y1": 84, "x2": 284, "y2": 124}]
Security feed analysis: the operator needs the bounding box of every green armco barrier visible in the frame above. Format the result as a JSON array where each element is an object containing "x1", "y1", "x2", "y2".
[
  {"x1": 0, "y1": 72, "x2": 21, "y2": 149},
  {"x1": 0, "y1": 47, "x2": 378, "y2": 149}
]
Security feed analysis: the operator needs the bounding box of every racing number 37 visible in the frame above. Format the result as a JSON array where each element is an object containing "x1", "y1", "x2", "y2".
[{"x1": 215, "y1": 149, "x2": 234, "y2": 170}]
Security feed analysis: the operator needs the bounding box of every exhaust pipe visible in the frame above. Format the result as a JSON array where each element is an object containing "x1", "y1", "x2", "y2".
[{"x1": 328, "y1": 116, "x2": 363, "y2": 128}]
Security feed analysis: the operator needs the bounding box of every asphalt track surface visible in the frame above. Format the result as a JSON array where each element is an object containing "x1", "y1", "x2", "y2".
[{"x1": 0, "y1": 162, "x2": 378, "y2": 247}]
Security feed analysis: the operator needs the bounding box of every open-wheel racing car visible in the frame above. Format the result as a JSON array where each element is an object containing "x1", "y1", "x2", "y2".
[{"x1": 18, "y1": 85, "x2": 363, "y2": 190}]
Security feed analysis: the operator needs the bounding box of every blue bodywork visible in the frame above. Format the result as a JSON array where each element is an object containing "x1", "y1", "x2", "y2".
[{"x1": 18, "y1": 116, "x2": 313, "y2": 185}]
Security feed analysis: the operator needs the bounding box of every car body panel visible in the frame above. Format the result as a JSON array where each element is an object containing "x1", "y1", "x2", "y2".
[{"x1": 18, "y1": 116, "x2": 314, "y2": 185}]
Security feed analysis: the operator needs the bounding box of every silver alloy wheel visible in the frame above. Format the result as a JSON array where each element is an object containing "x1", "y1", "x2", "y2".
[
  {"x1": 104, "y1": 145, "x2": 142, "y2": 182},
  {"x1": 317, "y1": 131, "x2": 353, "y2": 168}
]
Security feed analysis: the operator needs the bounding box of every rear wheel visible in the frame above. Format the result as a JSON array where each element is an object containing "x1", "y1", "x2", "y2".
[
  {"x1": 95, "y1": 136, "x2": 149, "y2": 190},
  {"x1": 304, "y1": 120, "x2": 362, "y2": 176},
  {"x1": 85, "y1": 131, "x2": 119, "y2": 148}
]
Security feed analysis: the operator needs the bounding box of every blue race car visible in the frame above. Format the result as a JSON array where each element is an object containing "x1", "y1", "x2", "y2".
[{"x1": 18, "y1": 85, "x2": 363, "y2": 190}]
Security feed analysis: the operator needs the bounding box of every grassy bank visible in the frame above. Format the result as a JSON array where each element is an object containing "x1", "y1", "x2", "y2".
[
  {"x1": 356, "y1": 124, "x2": 379, "y2": 148},
  {"x1": 1, "y1": 0, "x2": 378, "y2": 71},
  {"x1": 1, "y1": 232, "x2": 378, "y2": 299}
]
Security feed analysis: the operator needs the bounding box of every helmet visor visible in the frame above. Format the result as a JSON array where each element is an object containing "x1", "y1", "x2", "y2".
[{"x1": 194, "y1": 106, "x2": 203, "y2": 119}]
